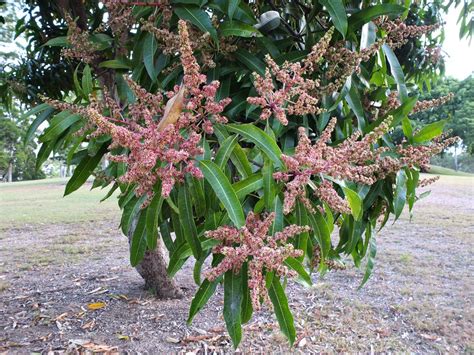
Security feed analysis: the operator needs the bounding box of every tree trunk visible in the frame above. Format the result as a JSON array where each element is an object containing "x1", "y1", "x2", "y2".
[
  {"x1": 128, "y1": 220, "x2": 183, "y2": 299},
  {"x1": 7, "y1": 161, "x2": 13, "y2": 182},
  {"x1": 454, "y1": 144, "x2": 459, "y2": 171}
]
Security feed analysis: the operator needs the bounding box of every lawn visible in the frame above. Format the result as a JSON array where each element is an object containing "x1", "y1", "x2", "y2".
[
  {"x1": 0, "y1": 175, "x2": 472, "y2": 352},
  {"x1": 0, "y1": 178, "x2": 120, "y2": 229}
]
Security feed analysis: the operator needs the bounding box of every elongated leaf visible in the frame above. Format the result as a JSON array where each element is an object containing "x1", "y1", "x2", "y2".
[
  {"x1": 228, "y1": 0, "x2": 240, "y2": 20},
  {"x1": 20, "y1": 103, "x2": 51, "y2": 121},
  {"x1": 220, "y1": 21, "x2": 261, "y2": 37},
  {"x1": 320, "y1": 0, "x2": 347, "y2": 36},
  {"x1": 413, "y1": 120, "x2": 447, "y2": 143},
  {"x1": 382, "y1": 44, "x2": 408, "y2": 103},
  {"x1": 270, "y1": 195, "x2": 283, "y2": 235},
  {"x1": 174, "y1": 6, "x2": 218, "y2": 42},
  {"x1": 24, "y1": 107, "x2": 55, "y2": 144},
  {"x1": 215, "y1": 135, "x2": 239, "y2": 169},
  {"x1": 359, "y1": 229, "x2": 376, "y2": 289},
  {"x1": 294, "y1": 202, "x2": 309, "y2": 261},
  {"x1": 39, "y1": 112, "x2": 81, "y2": 142},
  {"x1": 130, "y1": 212, "x2": 147, "y2": 266},
  {"x1": 64, "y1": 143, "x2": 108, "y2": 196},
  {"x1": 348, "y1": 4, "x2": 406, "y2": 29},
  {"x1": 234, "y1": 49, "x2": 265, "y2": 75},
  {"x1": 42, "y1": 36, "x2": 68, "y2": 47},
  {"x1": 82, "y1": 64, "x2": 93, "y2": 97},
  {"x1": 267, "y1": 276, "x2": 296, "y2": 345},
  {"x1": 284, "y1": 257, "x2": 312, "y2": 287},
  {"x1": 146, "y1": 193, "x2": 163, "y2": 250},
  {"x1": 346, "y1": 80, "x2": 366, "y2": 130},
  {"x1": 343, "y1": 187, "x2": 363, "y2": 220},
  {"x1": 99, "y1": 59, "x2": 130, "y2": 69},
  {"x1": 227, "y1": 124, "x2": 283, "y2": 168},
  {"x1": 143, "y1": 32, "x2": 158, "y2": 81},
  {"x1": 232, "y1": 173, "x2": 263, "y2": 200},
  {"x1": 308, "y1": 211, "x2": 331, "y2": 260},
  {"x1": 240, "y1": 262, "x2": 253, "y2": 324},
  {"x1": 178, "y1": 182, "x2": 202, "y2": 258},
  {"x1": 187, "y1": 278, "x2": 220, "y2": 323},
  {"x1": 224, "y1": 270, "x2": 243, "y2": 348},
  {"x1": 199, "y1": 160, "x2": 245, "y2": 228},
  {"x1": 393, "y1": 170, "x2": 407, "y2": 220},
  {"x1": 262, "y1": 158, "x2": 275, "y2": 210}
]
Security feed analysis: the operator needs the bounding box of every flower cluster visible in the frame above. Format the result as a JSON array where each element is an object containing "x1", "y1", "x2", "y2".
[
  {"x1": 204, "y1": 212, "x2": 310, "y2": 310},
  {"x1": 45, "y1": 20, "x2": 231, "y2": 200},
  {"x1": 275, "y1": 117, "x2": 458, "y2": 215},
  {"x1": 378, "y1": 19, "x2": 439, "y2": 49},
  {"x1": 412, "y1": 93, "x2": 454, "y2": 113},
  {"x1": 61, "y1": 14, "x2": 99, "y2": 63},
  {"x1": 418, "y1": 175, "x2": 440, "y2": 188}
]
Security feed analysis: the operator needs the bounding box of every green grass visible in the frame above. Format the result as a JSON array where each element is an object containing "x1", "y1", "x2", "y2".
[
  {"x1": 427, "y1": 165, "x2": 474, "y2": 177},
  {"x1": 0, "y1": 178, "x2": 120, "y2": 229}
]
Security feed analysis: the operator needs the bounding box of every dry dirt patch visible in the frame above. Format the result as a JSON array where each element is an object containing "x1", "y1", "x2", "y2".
[{"x1": 0, "y1": 175, "x2": 473, "y2": 352}]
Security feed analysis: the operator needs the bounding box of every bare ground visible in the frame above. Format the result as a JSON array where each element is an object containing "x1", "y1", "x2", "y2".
[{"x1": 0, "y1": 176, "x2": 473, "y2": 353}]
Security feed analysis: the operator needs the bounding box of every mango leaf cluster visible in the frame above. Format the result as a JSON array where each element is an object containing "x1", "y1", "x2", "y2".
[{"x1": 15, "y1": 0, "x2": 457, "y2": 348}]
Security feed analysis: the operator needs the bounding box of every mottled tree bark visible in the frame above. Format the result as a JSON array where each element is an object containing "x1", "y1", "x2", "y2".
[{"x1": 128, "y1": 220, "x2": 183, "y2": 299}]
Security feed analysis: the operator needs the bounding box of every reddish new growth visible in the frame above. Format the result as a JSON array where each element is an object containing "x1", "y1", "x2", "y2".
[
  {"x1": 275, "y1": 118, "x2": 458, "y2": 215},
  {"x1": 204, "y1": 212, "x2": 310, "y2": 311}
]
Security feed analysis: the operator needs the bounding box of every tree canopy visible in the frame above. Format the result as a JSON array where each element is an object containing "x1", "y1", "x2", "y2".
[{"x1": 0, "y1": 0, "x2": 471, "y2": 348}]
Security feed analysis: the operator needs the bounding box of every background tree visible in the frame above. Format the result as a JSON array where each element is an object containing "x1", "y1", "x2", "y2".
[{"x1": 1, "y1": 0, "x2": 471, "y2": 348}]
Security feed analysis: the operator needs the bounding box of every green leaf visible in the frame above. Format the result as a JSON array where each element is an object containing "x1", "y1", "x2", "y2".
[
  {"x1": 143, "y1": 32, "x2": 158, "y2": 81},
  {"x1": 36, "y1": 141, "x2": 54, "y2": 170},
  {"x1": 402, "y1": 117, "x2": 413, "y2": 138},
  {"x1": 174, "y1": 6, "x2": 218, "y2": 43},
  {"x1": 220, "y1": 21, "x2": 261, "y2": 37},
  {"x1": 320, "y1": 0, "x2": 347, "y2": 36},
  {"x1": 64, "y1": 143, "x2": 108, "y2": 196},
  {"x1": 42, "y1": 36, "x2": 69, "y2": 47},
  {"x1": 82, "y1": 64, "x2": 93, "y2": 97},
  {"x1": 227, "y1": 124, "x2": 283, "y2": 168},
  {"x1": 234, "y1": 49, "x2": 265, "y2": 76},
  {"x1": 267, "y1": 276, "x2": 296, "y2": 345},
  {"x1": 348, "y1": 5, "x2": 406, "y2": 30},
  {"x1": 232, "y1": 173, "x2": 263, "y2": 200},
  {"x1": 178, "y1": 181, "x2": 202, "y2": 258},
  {"x1": 130, "y1": 212, "x2": 147, "y2": 266},
  {"x1": 99, "y1": 59, "x2": 130, "y2": 69},
  {"x1": 270, "y1": 195, "x2": 283, "y2": 235},
  {"x1": 24, "y1": 107, "x2": 55, "y2": 144},
  {"x1": 146, "y1": 193, "x2": 163, "y2": 250},
  {"x1": 199, "y1": 160, "x2": 245, "y2": 227},
  {"x1": 224, "y1": 270, "x2": 243, "y2": 348},
  {"x1": 284, "y1": 257, "x2": 312, "y2": 287},
  {"x1": 382, "y1": 44, "x2": 408, "y2": 103},
  {"x1": 359, "y1": 228, "x2": 376, "y2": 289},
  {"x1": 240, "y1": 262, "x2": 253, "y2": 324},
  {"x1": 228, "y1": 0, "x2": 240, "y2": 20},
  {"x1": 345, "y1": 79, "x2": 366, "y2": 130},
  {"x1": 262, "y1": 158, "x2": 275, "y2": 210},
  {"x1": 40, "y1": 112, "x2": 82, "y2": 143},
  {"x1": 20, "y1": 103, "x2": 51, "y2": 121},
  {"x1": 308, "y1": 210, "x2": 331, "y2": 260},
  {"x1": 188, "y1": 278, "x2": 220, "y2": 323},
  {"x1": 413, "y1": 120, "x2": 447, "y2": 143},
  {"x1": 343, "y1": 186, "x2": 363, "y2": 220},
  {"x1": 215, "y1": 135, "x2": 239, "y2": 169},
  {"x1": 294, "y1": 202, "x2": 309, "y2": 261},
  {"x1": 393, "y1": 170, "x2": 407, "y2": 220}
]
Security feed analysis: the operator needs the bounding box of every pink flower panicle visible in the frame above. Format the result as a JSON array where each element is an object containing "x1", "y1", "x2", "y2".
[
  {"x1": 276, "y1": 117, "x2": 458, "y2": 215},
  {"x1": 44, "y1": 20, "x2": 231, "y2": 201},
  {"x1": 204, "y1": 212, "x2": 310, "y2": 311}
]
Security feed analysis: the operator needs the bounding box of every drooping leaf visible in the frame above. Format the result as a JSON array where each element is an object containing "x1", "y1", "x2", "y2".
[
  {"x1": 227, "y1": 124, "x2": 283, "y2": 168},
  {"x1": 199, "y1": 160, "x2": 245, "y2": 228},
  {"x1": 223, "y1": 270, "x2": 243, "y2": 348},
  {"x1": 320, "y1": 0, "x2": 347, "y2": 36},
  {"x1": 343, "y1": 186, "x2": 363, "y2": 220},
  {"x1": 82, "y1": 64, "x2": 93, "y2": 97},
  {"x1": 267, "y1": 275, "x2": 296, "y2": 345},
  {"x1": 174, "y1": 6, "x2": 218, "y2": 43},
  {"x1": 413, "y1": 120, "x2": 448, "y2": 143},
  {"x1": 393, "y1": 170, "x2": 407, "y2": 220},
  {"x1": 64, "y1": 143, "x2": 108, "y2": 196},
  {"x1": 178, "y1": 181, "x2": 202, "y2": 258},
  {"x1": 187, "y1": 278, "x2": 221, "y2": 323},
  {"x1": 143, "y1": 32, "x2": 158, "y2": 81},
  {"x1": 382, "y1": 44, "x2": 408, "y2": 103},
  {"x1": 130, "y1": 211, "x2": 148, "y2": 266}
]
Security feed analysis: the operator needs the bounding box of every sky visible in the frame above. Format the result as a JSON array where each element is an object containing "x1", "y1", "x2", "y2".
[{"x1": 443, "y1": 6, "x2": 474, "y2": 80}]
